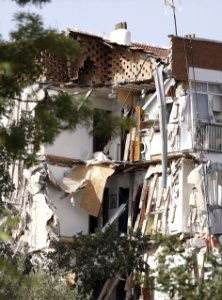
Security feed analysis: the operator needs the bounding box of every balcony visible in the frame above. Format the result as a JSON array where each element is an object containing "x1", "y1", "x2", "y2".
[{"x1": 196, "y1": 123, "x2": 222, "y2": 152}]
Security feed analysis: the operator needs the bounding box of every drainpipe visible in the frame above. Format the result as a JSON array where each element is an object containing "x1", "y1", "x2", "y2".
[{"x1": 154, "y1": 64, "x2": 168, "y2": 188}]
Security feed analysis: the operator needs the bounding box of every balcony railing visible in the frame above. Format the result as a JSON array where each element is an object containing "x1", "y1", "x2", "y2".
[{"x1": 196, "y1": 123, "x2": 222, "y2": 152}]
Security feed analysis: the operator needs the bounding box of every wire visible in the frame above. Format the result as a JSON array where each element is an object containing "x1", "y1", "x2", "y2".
[{"x1": 120, "y1": 54, "x2": 150, "y2": 112}]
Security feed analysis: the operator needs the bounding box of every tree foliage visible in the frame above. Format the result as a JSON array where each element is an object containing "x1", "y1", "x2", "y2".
[
  {"x1": 12, "y1": 0, "x2": 51, "y2": 5},
  {"x1": 154, "y1": 235, "x2": 222, "y2": 300},
  {"x1": 0, "y1": 1, "x2": 136, "y2": 299},
  {"x1": 0, "y1": 254, "x2": 87, "y2": 300},
  {"x1": 49, "y1": 226, "x2": 155, "y2": 297},
  {"x1": 0, "y1": 6, "x2": 82, "y2": 197},
  {"x1": 2, "y1": 2, "x2": 222, "y2": 300},
  {"x1": 0, "y1": 4, "x2": 133, "y2": 192}
]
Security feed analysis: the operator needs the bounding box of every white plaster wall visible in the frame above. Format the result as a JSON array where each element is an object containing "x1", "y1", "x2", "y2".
[
  {"x1": 45, "y1": 127, "x2": 93, "y2": 160},
  {"x1": 189, "y1": 67, "x2": 222, "y2": 83},
  {"x1": 168, "y1": 166, "x2": 183, "y2": 233},
  {"x1": 45, "y1": 96, "x2": 122, "y2": 161},
  {"x1": 181, "y1": 159, "x2": 194, "y2": 232},
  {"x1": 49, "y1": 186, "x2": 89, "y2": 236},
  {"x1": 150, "y1": 132, "x2": 161, "y2": 156},
  {"x1": 180, "y1": 121, "x2": 192, "y2": 151},
  {"x1": 169, "y1": 159, "x2": 193, "y2": 233},
  {"x1": 109, "y1": 137, "x2": 121, "y2": 161},
  {"x1": 47, "y1": 165, "x2": 89, "y2": 236},
  {"x1": 107, "y1": 173, "x2": 130, "y2": 197}
]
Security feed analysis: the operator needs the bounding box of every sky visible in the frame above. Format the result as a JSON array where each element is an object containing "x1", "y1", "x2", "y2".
[{"x1": 0, "y1": 0, "x2": 222, "y2": 47}]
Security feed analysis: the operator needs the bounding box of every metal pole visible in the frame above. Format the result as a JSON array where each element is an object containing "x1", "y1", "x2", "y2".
[
  {"x1": 172, "y1": 0, "x2": 178, "y2": 36},
  {"x1": 154, "y1": 64, "x2": 168, "y2": 188}
]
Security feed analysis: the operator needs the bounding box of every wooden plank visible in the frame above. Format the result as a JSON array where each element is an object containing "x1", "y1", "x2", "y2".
[
  {"x1": 141, "y1": 219, "x2": 148, "y2": 234},
  {"x1": 150, "y1": 154, "x2": 161, "y2": 161},
  {"x1": 104, "y1": 275, "x2": 120, "y2": 300},
  {"x1": 145, "y1": 174, "x2": 159, "y2": 217},
  {"x1": 133, "y1": 138, "x2": 140, "y2": 161},
  {"x1": 98, "y1": 279, "x2": 111, "y2": 300},
  {"x1": 123, "y1": 133, "x2": 131, "y2": 161},
  {"x1": 133, "y1": 213, "x2": 141, "y2": 231},
  {"x1": 139, "y1": 179, "x2": 149, "y2": 209},
  {"x1": 124, "y1": 273, "x2": 133, "y2": 300},
  {"x1": 134, "y1": 106, "x2": 142, "y2": 161},
  {"x1": 169, "y1": 203, "x2": 177, "y2": 223},
  {"x1": 162, "y1": 187, "x2": 171, "y2": 235},
  {"x1": 156, "y1": 187, "x2": 164, "y2": 208},
  {"x1": 138, "y1": 199, "x2": 146, "y2": 230},
  {"x1": 127, "y1": 173, "x2": 134, "y2": 229},
  {"x1": 152, "y1": 212, "x2": 160, "y2": 233},
  {"x1": 136, "y1": 179, "x2": 150, "y2": 231},
  {"x1": 129, "y1": 128, "x2": 136, "y2": 162},
  {"x1": 142, "y1": 174, "x2": 158, "y2": 234}
]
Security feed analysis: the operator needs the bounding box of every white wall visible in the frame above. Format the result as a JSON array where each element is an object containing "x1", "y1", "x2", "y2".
[
  {"x1": 169, "y1": 159, "x2": 194, "y2": 233},
  {"x1": 47, "y1": 165, "x2": 89, "y2": 236},
  {"x1": 45, "y1": 94, "x2": 122, "y2": 161},
  {"x1": 49, "y1": 186, "x2": 89, "y2": 236},
  {"x1": 189, "y1": 67, "x2": 222, "y2": 83},
  {"x1": 107, "y1": 173, "x2": 130, "y2": 197},
  {"x1": 45, "y1": 127, "x2": 93, "y2": 160}
]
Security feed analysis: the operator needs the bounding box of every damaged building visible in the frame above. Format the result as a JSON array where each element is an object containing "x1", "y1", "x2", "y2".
[{"x1": 5, "y1": 22, "x2": 222, "y2": 299}]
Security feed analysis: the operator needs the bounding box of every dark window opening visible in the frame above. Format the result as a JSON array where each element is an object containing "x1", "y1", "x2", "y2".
[
  {"x1": 93, "y1": 109, "x2": 111, "y2": 153},
  {"x1": 118, "y1": 187, "x2": 129, "y2": 233}
]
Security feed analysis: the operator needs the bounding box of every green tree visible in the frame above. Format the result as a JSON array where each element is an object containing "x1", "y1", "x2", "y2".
[
  {"x1": 49, "y1": 226, "x2": 155, "y2": 298},
  {"x1": 0, "y1": 2, "x2": 133, "y2": 197},
  {"x1": 154, "y1": 235, "x2": 222, "y2": 300},
  {"x1": 0, "y1": 251, "x2": 88, "y2": 299},
  {"x1": 0, "y1": 1, "x2": 134, "y2": 299},
  {"x1": 0, "y1": 1, "x2": 94, "y2": 299}
]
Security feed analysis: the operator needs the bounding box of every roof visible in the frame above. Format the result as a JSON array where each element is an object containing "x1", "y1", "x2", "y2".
[
  {"x1": 44, "y1": 28, "x2": 168, "y2": 84},
  {"x1": 66, "y1": 28, "x2": 169, "y2": 59},
  {"x1": 130, "y1": 42, "x2": 169, "y2": 60}
]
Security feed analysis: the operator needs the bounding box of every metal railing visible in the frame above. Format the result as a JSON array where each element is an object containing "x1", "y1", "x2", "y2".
[{"x1": 196, "y1": 123, "x2": 222, "y2": 152}]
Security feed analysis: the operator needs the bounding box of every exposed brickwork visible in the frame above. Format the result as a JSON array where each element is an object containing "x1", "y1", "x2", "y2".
[
  {"x1": 69, "y1": 32, "x2": 112, "y2": 86},
  {"x1": 40, "y1": 51, "x2": 69, "y2": 82},
  {"x1": 170, "y1": 35, "x2": 222, "y2": 81},
  {"x1": 41, "y1": 29, "x2": 161, "y2": 86},
  {"x1": 111, "y1": 47, "x2": 152, "y2": 83}
]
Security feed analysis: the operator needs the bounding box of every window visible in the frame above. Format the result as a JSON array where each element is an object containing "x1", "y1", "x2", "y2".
[{"x1": 191, "y1": 81, "x2": 222, "y2": 123}]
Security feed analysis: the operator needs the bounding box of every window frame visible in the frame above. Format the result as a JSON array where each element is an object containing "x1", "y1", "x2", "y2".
[{"x1": 190, "y1": 80, "x2": 222, "y2": 124}]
